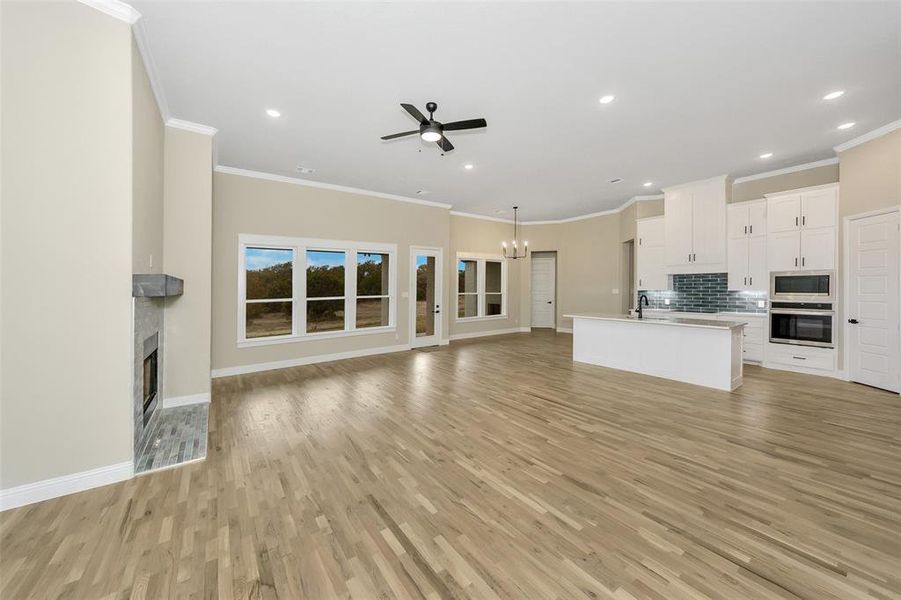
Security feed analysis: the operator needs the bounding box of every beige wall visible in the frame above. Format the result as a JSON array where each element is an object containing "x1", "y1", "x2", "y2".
[
  {"x1": 732, "y1": 163, "x2": 840, "y2": 203},
  {"x1": 1, "y1": 1, "x2": 134, "y2": 488},
  {"x1": 449, "y1": 216, "x2": 523, "y2": 336},
  {"x1": 132, "y1": 38, "x2": 164, "y2": 274},
  {"x1": 211, "y1": 172, "x2": 450, "y2": 372},
  {"x1": 163, "y1": 128, "x2": 213, "y2": 399},
  {"x1": 838, "y1": 129, "x2": 901, "y2": 219}
]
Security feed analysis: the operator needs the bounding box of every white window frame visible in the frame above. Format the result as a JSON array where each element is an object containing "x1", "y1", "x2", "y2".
[
  {"x1": 355, "y1": 250, "x2": 393, "y2": 330},
  {"x1": 455, "y1": 252, "x2": 508, "y2": 322},
  {"x1": 238, "y1": 234, "x2": 397, "y2": 347}
]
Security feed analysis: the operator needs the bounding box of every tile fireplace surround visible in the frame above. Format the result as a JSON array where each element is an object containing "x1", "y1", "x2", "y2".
[{"x1": 133, "y1": 296, "x2": 163, "y2": 458}]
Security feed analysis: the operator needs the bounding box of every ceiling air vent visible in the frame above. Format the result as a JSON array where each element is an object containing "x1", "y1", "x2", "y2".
[{"x1": 608, "y1": 177, "x2": 624, "y2": 184}]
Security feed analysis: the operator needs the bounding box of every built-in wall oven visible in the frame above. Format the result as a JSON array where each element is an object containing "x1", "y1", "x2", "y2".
[
  {"x1": 769, "y1": 302, "x2": 834, "y2": 348},
  {"x1": 770, "y1": 270, "x2": 834, "y2": 302}
]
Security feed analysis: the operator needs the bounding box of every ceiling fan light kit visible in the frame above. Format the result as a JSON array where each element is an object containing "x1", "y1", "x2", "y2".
[{"x1": 381, "y1": 101, "x2": 487, "y2": 153}]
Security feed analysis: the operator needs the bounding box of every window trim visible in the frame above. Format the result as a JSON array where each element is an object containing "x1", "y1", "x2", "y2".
[
  {"x1": 455, "y1": 253, "x2": 507, "y2": 322},
  {"x1": 237, "y1": 234, "x2": 397, "y2": 347}
]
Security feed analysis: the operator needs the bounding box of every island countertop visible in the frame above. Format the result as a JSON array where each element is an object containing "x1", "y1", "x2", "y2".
[{"x1": 564, "y1": 312, "x2": 747, "y2": 330}]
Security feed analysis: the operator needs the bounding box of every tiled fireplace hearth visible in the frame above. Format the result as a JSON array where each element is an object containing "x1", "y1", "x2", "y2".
[{"x1": 133, "y1": 296, "x2": 163, "y2": 456}]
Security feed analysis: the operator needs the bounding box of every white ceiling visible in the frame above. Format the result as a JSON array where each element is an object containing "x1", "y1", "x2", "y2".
[{"x1": 131, "y1": 1, "x2": 900, "y2": 221}]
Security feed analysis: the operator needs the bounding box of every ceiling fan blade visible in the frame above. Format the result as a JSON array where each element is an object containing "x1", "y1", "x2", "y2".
[
  {"x1": 437, "y1": 136, "x2": 454, "y2": 152},
  {"x1": 401, "y1": 103, "x2": 428, "y2": 125},
  {"x1": 381, "y1": 130, "x2": 419, "y2": 140},
  {"x1": 441, "y1": 118, "x2": 487, "y2": 131}
]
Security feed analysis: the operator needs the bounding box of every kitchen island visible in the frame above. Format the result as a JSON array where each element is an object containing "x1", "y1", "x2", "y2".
[{"x1": 564, "y1": 313, "x2": 747, "y2": 391}]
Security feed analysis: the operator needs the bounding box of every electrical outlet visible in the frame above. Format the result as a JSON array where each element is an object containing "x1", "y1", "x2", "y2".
[
  {"x1": 612, "y1": 288, "x2": 619, "y2": 294},
  {"x1": 401, "y1": 291, "x2": 409, "y2": 298},
  {"x1": 149, "y1": 254, "x2": 153, "y2": 269},
  {"x1": 664, "y1": 298, "x2": 670, "y2": 305},
  {"x1": 757, "y1": 300, "x2": 766, "y2": 308}
]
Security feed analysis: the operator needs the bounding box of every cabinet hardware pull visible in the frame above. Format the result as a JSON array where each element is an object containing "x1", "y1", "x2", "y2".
[
  {"x1": 795, "y1": 216, "x2": 799, "y2": 226},
  {"x1": 802, "y1": 215, "x2": 806, "y2": 226},
  {"x1": 749, "y1": 225, "x2": 753, "y2": 234},
  {"x1": 802, "y1": 257, "x2": 805, "y2": 267},
  {"x1": 792, "y1": 356, "x2": 807, "y2": 360},
  {"x1": 744, "y1": 225, "x2": 747, "y2": 235},
  {"x1": 749, "y1": 276, "x2": 752, "y2": 285},
  {"x1": 794, "y1": 257, "x2": 798, "y2": 267}
]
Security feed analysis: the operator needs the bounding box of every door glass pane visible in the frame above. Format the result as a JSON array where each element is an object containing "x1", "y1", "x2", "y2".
[
  {"x1": 307, "y1": 250, "x2": 345, "y2": 297},
  {"x1": 416, "y1": 255, "x2": 436, "y2": 336},
  {"x1": 307, "y1": 299, "x2": 344, "y2": 333},
  {"x1": 246, "y1": 247, "x2": 293, "y2": 300},
  {"x1": 357, "y1": 252, "x2": 389, "y2": 296},
  {"x1": 356, "y1": 298, "x2": 389, "y2": 329},
  {"x1": 246, "y1": 301, "x2": 292, "y2": 338}
]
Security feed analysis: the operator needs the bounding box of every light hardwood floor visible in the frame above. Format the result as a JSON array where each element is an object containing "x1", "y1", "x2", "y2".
[{"x1": 2, "y1": 331, "x2": 900, "y2": 599}]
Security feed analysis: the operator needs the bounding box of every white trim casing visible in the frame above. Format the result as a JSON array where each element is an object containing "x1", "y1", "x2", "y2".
[
  {"x1": 556, "y1": 327, "x2": 574, "y2": 334},
  {"x1": 0, "y1": 461, "x2": 134, "y2": 512},
  {"x1": 166, "y1": 118, "x2": 218, "y2": 137},
  {"x1": 455, "y1": 253, "x2": 507, "y2": 321},
  {"x1": 162, "y1": 392, "x2": 211, "y2": 409},
  {"x1": 834, "y1": 118, "x2": 901, "y2": 153},
  {"x1": 409, "y1": 246, "x2": 445, "y2": 348},
  {"x1": 216, "y1": 166, "x2": 453, "y2": 209},
  {"x1": 211, "y1": 344, "x2": 411, "y2": 378},
  {"x1": 77, "y1": 0, "x2": 140, "y2": 24},
  {"x1": 733, "y1": 158, "x2": 840, "y2": 184}
]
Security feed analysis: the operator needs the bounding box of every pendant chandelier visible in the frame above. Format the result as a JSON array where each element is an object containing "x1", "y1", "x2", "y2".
[{"x1": 502, "y1": 206, "x2": 529, "y2": 259}]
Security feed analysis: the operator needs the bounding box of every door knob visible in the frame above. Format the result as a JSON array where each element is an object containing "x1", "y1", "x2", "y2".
[
  {"x1": 547, "y1": 301, "x2": 552, "y2": 304},
  {"x1": 848, "y1": 318, "x2": 859, "y2": 324},
  {"x1": 434, "y1": 310, "x2": 440, "y2": 314}
]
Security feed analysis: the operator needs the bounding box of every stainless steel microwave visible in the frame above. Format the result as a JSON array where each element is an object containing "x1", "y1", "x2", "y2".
[{"x1": 769, "y1": 270, "x2": 834, "y2": 302}]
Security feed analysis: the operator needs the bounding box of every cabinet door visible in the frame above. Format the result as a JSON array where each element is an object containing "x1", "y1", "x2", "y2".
[
  {"x1": 748, "y1": 202, "x2": 767, "y2": 237},
  {"x1": 747, "y1": 235, "x2": 768, "y2": 291},
  {"x1": 692, "y1": 187, "x2": 726, "y2": 266},
  {"x1": 664, "y1": 189, "x2": 693, "y2": 267},
  {"x1": 728, "y1": 237, "x2": 749, "y2": 290},
  {"x1": 767, "y1": 194, "x2": 801, "y2": 233},
  {"x1": 800, "y1": 227, "x2": 835, "y2": 269},
  {"x1": 637, "y1": 217, "x2": 665, "y2": 248},
  {"x1": 800, "y1": 188, "x2": 837, "y2": 229},
  {"x1": 767, "y1": 230, "x2": 800, "y2": 271},
  {"x1": 727, "y1": 204, "x2": 749, "y2": 239}
]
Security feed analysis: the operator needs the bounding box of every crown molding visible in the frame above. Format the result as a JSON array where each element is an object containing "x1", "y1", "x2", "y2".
[
  {"x1": 661, "y1": 174, "x2": 730, "y2": 193},
  {"x1": 833, "y1": 118, "x2": 901, "y2": 153},
  {"x1": 132, "y1": 20, "x2": 170, "y2": 121},
  {"x1": 452, "y1": 194, "x2": 664, "y2": 226},
  {"x1": 215, "y1": 166, "x2": 454, "y2": 210},
  {"x1": 77, "y1": 0, "x2": 140, "y2": 24},
  {"x1": 450, "y1": 211, "x2": 514, "y2": 224},
  {"x1": 732, "y1": 157, "x2": 839, "y2": 184},
  {"x1": 166, "y1": 118, "x2": 218, "y2": 137}
]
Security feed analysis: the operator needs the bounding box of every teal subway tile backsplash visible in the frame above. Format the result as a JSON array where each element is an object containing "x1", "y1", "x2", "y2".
[{"x1": 638, "y1": 272, "x2": 767, "y2": 314}]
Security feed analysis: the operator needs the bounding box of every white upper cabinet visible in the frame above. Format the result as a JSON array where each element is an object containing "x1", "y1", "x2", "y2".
[
  {"x1": 664, "y1": 176, "x2": 728, "y2": 273},
  {"x1": 765, "y1": 184, "x2": 838, "y2": 271},
  {"x1": 637, "y1": 217, "x2": 667, "y2": 290},
  {"x1": 727, "y1": 200, "x2": 767, "y2": 291}
]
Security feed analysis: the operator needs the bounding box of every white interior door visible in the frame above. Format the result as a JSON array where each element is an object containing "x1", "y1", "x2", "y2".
[
  {"x1": 848, "y1": 211, "x2": 900, "y2": 393},
  {"x1": 410, "y1": 247, "x2": 443, "y2": 348},
  {"x1": 531, "y1": 255, "x2": 556, "y2": 328}
]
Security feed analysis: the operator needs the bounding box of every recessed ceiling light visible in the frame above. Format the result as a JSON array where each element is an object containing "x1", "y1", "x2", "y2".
[
  {"x1": 599, "y1": 95, "x2": 616, "y2": 104},
  {"x1": 837, "y1": 122, "x2": 855, "y2": 130},
  {"x1": 295, "y1": 165, "x2": 315, "y2": 174},
  {"x1": 609, "y1": 177, "x2": 623, "y2": 184},
  {"x1": 643, "y1": 182, "x2": 653, "y2": 187},
  {"x1": 759, "y1": 152, "x2": 773, "y2": 159},
  {"x1": 266, "y1": 108, "x2": 281, "y2": 118},
  {"x1": 464, "y1": 163, "x2": 474, "y2": 170},
  {"x1": 823, "y1": 90, "x2": 845, "y2": 100}
]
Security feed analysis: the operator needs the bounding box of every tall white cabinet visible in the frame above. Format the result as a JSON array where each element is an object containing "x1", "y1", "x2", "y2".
[
  {"x1": 664, "y1": 176, "x2": 729, "y2": 273},
  {"x1": 727, "y1": 200, "x2": 767, "y2": 292},
  {"x1": 636, "y1": 216, "x2": 667, "y2": 290},
  {"x1": 765, "y1": 185, "x2": 838, "y2": 271}
]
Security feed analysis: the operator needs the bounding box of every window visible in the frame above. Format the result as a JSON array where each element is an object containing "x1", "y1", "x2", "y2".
[
  {"x1": 306, "y1": 250, "x2": 345, "y2": 333},
  {"x1": 356, "y1": 252, "x2": 390, "y2": 329},
  {"x1": 456, "y1": 255, "x2": 506, "y2": 320},
  {"x1": 238, "y1": 235, "x2": 396, "y2": 346},
  {"x1": 244, "y1": 247, "x2": 294, "y2": 339}
]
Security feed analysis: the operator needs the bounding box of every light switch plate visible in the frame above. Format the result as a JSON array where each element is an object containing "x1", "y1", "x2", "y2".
[
  {"x1": 401, "y1": 291, "x2": 409, "y2": 298},
  {"x1": 757, "y1": 300, "x2": 766, "y2": 308},
  {"x1": 612, "y1": 288, "x2": 619, "y2": 294}
]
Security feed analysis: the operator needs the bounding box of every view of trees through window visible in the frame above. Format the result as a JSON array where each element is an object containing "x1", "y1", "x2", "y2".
[
  {"x1": 416, "y1": 255, "x2": 436, "y2": 335},
  {"x1": 357, "y1": 252, "x2": 390, "y2": 329},
  {"x1": 245, "y1": 247, "x2": 293, "y2": 338},
  {"x1": 307, "y1": 250, "x2": 345, "y2": 332}
]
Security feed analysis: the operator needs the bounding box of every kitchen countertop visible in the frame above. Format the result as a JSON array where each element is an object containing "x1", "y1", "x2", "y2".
[{"x1": 564, "y1": 312, "x2": 748, "y2": 330}]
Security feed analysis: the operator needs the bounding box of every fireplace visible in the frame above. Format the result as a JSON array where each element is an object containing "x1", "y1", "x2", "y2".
[{"x1": 142, "y1": 333, "x2": 159, "y2": 426}]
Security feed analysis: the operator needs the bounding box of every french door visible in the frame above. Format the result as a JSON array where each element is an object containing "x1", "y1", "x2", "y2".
[{"x1": 410, "y1": 247, "x2": 443, "y2": 348}]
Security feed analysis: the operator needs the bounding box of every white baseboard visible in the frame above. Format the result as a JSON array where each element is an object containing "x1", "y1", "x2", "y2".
[
  {"x1": 162, "y1": 392, "x2": 211, "y2": 409},
  {"x1": 449, "y1": 327, "x2": 529, "y2": 341},
  {"x1": 0, "y1": 461, "x2": 133, "y2": 512},
  {"x1": 211, "y1": 343, "x2": 411, "y2": 378},
  {"x1": 556, "y1": 327, "x2": 573, "y2": 334}
]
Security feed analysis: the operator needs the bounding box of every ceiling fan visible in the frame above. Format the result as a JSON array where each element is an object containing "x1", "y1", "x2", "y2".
[{"x1": 381, "y1": 102, "x2": 487, "y2": 153}]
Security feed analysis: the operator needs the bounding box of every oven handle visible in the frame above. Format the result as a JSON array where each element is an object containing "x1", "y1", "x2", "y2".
[{"x1": 770, "y1": 309, "x2": 834, "y2": 316}]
